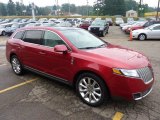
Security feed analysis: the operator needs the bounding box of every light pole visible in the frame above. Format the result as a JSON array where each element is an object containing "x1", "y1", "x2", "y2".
[
  {"x1": 87, "y1": 0, "x2": 89, "y2": 16},
  {"x1": 68, "y1": 0, "x2": 70, "y2": 16},
  {"x1": 156, "y1": 0, "x2": 160, "y2": 21},
  {"x1": 31, "y1": 3, "x2": 35, "y2": 20},
  {"x1": 96, "y1": 8, "x2": 100, "y2": 16},
  {"x1": 57, "y1": 0, "x2": 59, "y2": 17}
]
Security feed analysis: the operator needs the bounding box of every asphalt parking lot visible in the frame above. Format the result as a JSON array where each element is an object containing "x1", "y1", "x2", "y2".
[{"x1": 0, "y1": 26, "x2": 160, "y2": 120}]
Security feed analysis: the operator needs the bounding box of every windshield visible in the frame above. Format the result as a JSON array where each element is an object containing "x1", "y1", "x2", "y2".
[
  {"x1": 91, "y1": 20, "x2": 105, "y2": 26},
  {"x1": 0, "y1": 25, "x2": 4, "y2": 28},
  {"x1": 12, "y1": 24, "x2": 19, "y2": 28},
  {"x1": 62, "y1": 29, "x2": 106, "y2": 49}
]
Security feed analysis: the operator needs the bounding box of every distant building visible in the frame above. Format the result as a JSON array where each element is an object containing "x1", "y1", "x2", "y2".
[
  {"x1": 70, "y1": 14, "x2": 82, "y2": 17},
  {"x1": 126, "y1": 10, "x2": 138, "y2": 17}
]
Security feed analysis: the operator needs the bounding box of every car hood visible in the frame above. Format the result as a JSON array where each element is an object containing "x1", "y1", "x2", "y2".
[
  {"x1": 79, "y1": 44, "x2": 150, "y2": 69},
  {"x1": 133, "y1": 29, "x2": 149, "y2": 32},
  {"x1": 5, "y1": 27, "x2": 16, "y2": 31}
]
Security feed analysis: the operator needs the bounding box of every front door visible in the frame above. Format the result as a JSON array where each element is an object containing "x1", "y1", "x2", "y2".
[{"x1": 39, "y1": 30, "x2": 74, "y2": 81}]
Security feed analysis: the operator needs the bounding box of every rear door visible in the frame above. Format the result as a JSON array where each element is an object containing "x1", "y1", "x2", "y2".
[
  {"x1": 21, "y1": 30, "x2": 45, "y2": 71},
  {"x1": 151, "y1": 25, "x2": 160, "y2": 39}
]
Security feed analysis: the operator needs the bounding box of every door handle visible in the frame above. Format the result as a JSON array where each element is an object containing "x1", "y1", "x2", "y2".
[{"x1": 39, "y1": 51, "x2": 46, "y2": 55}]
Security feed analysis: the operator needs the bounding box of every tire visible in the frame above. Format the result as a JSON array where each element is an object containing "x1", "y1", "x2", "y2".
[
  {"x1": 2, "y1": 31, "x2": 6, "y2": 36},
  {"x1": 76, "y1": 73, "x2": 109, "y2": 107},
  {"x1": 102, "y1": 31, "x2": 105, "y2": 37},
  {"x1": 138, "y1": 34, "x2": 146, "y2": 41},
  {"x1": 11, "y1": 55, "x2": 23, "y2": 75}
]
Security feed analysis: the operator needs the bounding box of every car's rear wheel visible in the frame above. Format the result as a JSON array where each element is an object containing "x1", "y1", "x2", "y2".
[
  {"x1": 102, "y1": 31, "x2": 106, "y2": 37},
  {"x1": 11, "y1": 55, "x2": 23, "y2": 75},
  {"x1": 76, "y1": 73, "x2": 109, "y2": 106},
  {"x1": 2, "y1": 31, "x2": 6, "y2": 36},
  {"x1": 138, "y1": 34, "x2": 146, "y2": 41}
]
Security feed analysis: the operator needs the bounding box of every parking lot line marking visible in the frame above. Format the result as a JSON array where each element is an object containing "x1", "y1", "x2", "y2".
[
  {"x1": 112, "y1": 112, "x2": 124, "y2": 120},
  {"x1": 0, "y1": 78, "x2": 38, "y2": 94}
]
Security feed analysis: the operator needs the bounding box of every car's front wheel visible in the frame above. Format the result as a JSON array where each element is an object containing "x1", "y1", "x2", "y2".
[
  {"x1": 138, "y1": 34, "x2": 146, "y2": 41},
  {"x1": 101, "y1": 31, "x2": 106, "y2": 37},
  {"x1": 76, "y1": 73, "x2": 109, "y2": 106},
  {"x1": 11, "y1": 55, "x2": 23, "y2": 75}
]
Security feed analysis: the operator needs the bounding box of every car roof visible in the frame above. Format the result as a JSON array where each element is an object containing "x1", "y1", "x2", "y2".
[{"x1": 17, "y1": 26, "x2": 82, "y2": 32}]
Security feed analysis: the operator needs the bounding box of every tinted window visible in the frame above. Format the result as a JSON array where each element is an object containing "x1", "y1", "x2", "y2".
[
  {"x1": 13, "y1": 31, "x2": 24, "y2": 39},
  {"x1": 23, "y1": 30, "x2": 43, "y2": 45},
  {"x1": 43, "y1": 31, "x2": 65, "y2": 47},
  {"x1": 153, "y1": 25, "x2": 160, "y2": 30}
]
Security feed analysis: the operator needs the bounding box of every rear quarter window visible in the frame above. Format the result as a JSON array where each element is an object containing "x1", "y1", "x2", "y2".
[
  {"x1": 23, "y1": 30, "x2": 43, "y2": 45},
  {"x1": 13, "y1": 31, "x2": 24, "y2": 39}
]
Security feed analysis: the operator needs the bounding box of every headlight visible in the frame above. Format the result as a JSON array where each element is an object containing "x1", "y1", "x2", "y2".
[
  {"x1": 112, "y1": 68, "x2": 139, "y2": 78},
  {"x1": 88, "y1": 27, "x2": 91, "y2": 31},
  {"x1": 99, "y1": 27, "x2": 104, "y2": 31}
]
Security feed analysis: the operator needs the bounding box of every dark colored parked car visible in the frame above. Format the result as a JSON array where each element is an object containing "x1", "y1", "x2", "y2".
[
  {"x1": 88, "y1": 20, "x2": 109, "y2": 37},
  {"x1": 6, "y1": 27, "x2": 154, "y2": 106},
  {"x1": 79, "y1": 21, "x2": 91, "y2": 30},
  {"x1": 105, "y1": 18, "x2": 113, "y2": 26}
]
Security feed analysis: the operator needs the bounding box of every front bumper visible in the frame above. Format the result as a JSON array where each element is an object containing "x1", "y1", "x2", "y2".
[
  {"x1": 133, "y1": 87, "x2": 153, "y2": 100},
  {"x1": 90, "y1": 30, "x2": 103, "y2": 36},
  {"x1": 108, "y1": 69, "x2": 154, "y2": 100},
  {"x1": 132, "y1": 32, "x2": 139, "y2": 39},
  {"x1": 5, "y1": 31, "x2": 13, "y2": 36}
]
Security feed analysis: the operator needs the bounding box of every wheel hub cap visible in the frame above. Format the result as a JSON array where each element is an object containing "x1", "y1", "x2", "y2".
[
  {"x1": 12, "y1": 58, "x2": 21, "y2": 74},
  {"x1": 79, "y1": 77, "x2": 102, "y2": 104}
]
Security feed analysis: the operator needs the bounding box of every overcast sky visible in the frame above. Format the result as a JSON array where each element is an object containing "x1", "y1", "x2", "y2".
[{"x1": 0, "y1": 0, "x2": 158, "y2": 7}]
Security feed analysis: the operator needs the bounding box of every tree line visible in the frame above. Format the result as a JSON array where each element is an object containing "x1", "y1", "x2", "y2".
[
  {"x1": 93, "y1": 0, "x2": 156, "y2": 16},
  {"x1": 0, "y1": 0, "x2": 156, "y2": 16},
  {"x1": 0, "y1": 0, "x2": 52, "y2": 16}
]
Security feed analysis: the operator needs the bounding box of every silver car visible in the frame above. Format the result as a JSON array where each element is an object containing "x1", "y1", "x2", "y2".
[{"x1": 132, "y1": 24, "x2": 160, "y2": 40}]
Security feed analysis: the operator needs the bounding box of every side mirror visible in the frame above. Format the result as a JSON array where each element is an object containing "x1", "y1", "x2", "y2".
[{"x1": 54, "y1": 45, "x2": 68, "y2": 54}]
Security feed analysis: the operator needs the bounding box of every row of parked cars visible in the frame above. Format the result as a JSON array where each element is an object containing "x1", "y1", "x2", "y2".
[
  {"x1": 119, "y1": 18, "x2": 160, "y2": 40},
  {"x1": 0, "y1": 17, "x2": 112, "y2": 37}
]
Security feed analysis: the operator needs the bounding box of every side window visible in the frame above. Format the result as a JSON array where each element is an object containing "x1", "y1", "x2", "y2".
[
  {"x1": 23, "y1": 30, "x2": 43, "y2": 45},
  {"x1": 153, "y1": 26, "x2": 160, "y2": 30},
  {"x1": 43, "y1": 31, "x2": 65, "y2": 47},
  {"x1": 13, "y1": 31, "x2": 24, "y2": 39}
]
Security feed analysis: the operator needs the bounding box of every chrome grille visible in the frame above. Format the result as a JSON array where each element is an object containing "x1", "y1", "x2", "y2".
[{"x1": 137, "y1": 67, "x2": 153, "y2": 84}]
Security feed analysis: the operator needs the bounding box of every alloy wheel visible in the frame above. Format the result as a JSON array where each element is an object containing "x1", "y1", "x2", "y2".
[
  {"x1": 78, "y1": 77, "x2": 102, "y2": 104},
  {"x1": 139, "y1": 34, "x2": 146, "y2": 40},
  {"x1": 11, "y1": 57, "x2": 21, "y2": 74}
]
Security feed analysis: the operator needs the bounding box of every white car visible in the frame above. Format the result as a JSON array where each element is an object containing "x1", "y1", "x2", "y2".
[
  {"x1": 120, "y1": 21, "x2": 135, "y2": 28},
  {"x1": 132, "y1": 24, "x2": 160, "y2": 40},
  {"x1": 115, "y1": 18, "x2": 124, "y2": 26},
  {"x1": 0, "y1": 22, "x2": 15, "y2": 36}
]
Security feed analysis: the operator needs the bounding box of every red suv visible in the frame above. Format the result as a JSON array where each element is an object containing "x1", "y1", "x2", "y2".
[{"x1": 6, "y1": 27, "x2": 154, "y2": 106}]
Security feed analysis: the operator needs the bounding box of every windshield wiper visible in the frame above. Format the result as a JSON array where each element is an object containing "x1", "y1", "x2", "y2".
[
  {"x1": 79, "y1": 47, "x2": 97, "y2": 49},
  {"x1": 96, "y1": 44, "x2": 106, "y2": 48},
  {"x1": 79, "y1": 44, "x2": 106, "y2": 49}
]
